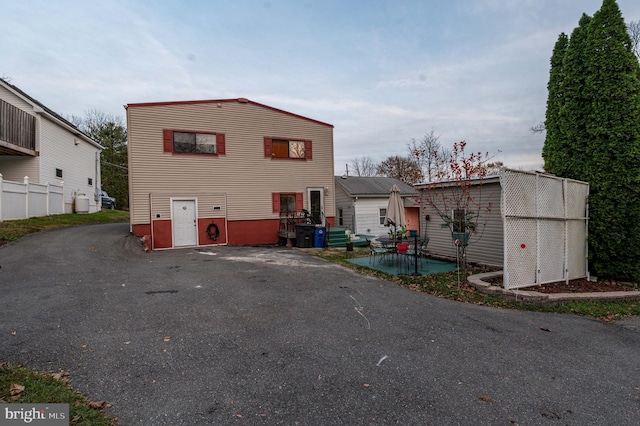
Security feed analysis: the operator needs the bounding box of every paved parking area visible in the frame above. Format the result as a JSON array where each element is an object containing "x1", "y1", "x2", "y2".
[{"x1": 1, "y1": 223, "x2": 639, "y2": 425}]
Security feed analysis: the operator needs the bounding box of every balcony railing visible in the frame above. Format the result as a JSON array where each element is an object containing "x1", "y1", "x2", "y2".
[{"x1": 0, "y1": 99, "x2": 36, "y2": 153}]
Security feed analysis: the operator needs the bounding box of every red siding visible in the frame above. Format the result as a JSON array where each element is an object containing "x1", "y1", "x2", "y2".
[
  {"x1": 198, "y1": 218, "x2": 227, "y2": 245},
  {"x1": 152, "y1": 220, "x2": 173, "y2": 249},
  {"x1": 227, "y1": 219, "x2": 280, "y2": 245}
]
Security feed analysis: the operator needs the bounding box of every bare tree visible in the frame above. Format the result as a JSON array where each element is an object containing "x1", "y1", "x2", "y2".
[
  {"x1": 408, "y1": 129, "x2": 442, "y2": 182},
  {"x1": 377, "y1": 155, "x2": 422, "y2": 184},
  {"x1": 350, "y1": 156, "x2": 379, "y2": 177},
  {"x1": 628, "y1": 20, "x2": 640, "y2": 60},
  {"x1": 530, "y1": 122, "x2": 546, "y2": 134},
  {"x1": 419, "y1": 141, "x2": 496, "y2": 276}
]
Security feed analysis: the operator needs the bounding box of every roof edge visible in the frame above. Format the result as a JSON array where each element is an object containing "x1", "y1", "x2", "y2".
[{"x1": 126, "y1": 98, "x2": 334, "y2": 128}]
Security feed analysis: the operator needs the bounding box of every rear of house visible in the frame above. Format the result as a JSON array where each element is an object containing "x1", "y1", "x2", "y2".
[{"x1": 126, "y1": 98, "x2": 334, "y2": 249}]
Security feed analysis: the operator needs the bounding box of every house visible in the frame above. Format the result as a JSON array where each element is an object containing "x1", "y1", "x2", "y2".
[
  {"x1": 0, "y1": 78, "x2": 103, "y2": 216},
  {"x1": 126, "y1": 97, "x2": 334, "y2": 249},
  {"x1": 334, "y1": 176, "x2": 419, "y2": 237}
]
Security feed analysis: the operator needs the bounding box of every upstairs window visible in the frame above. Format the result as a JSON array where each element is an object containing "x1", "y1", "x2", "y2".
[
  {"x1": 264, "y1": 137, "x2": 312, "y2": 160},
  {"x1": 273, "y1": 139, "x2": 305, "y2": 158},
  {"x1": 163, "y1": 129, "x2": 226, "y2": 155},
  {"x1": 174, "y1": 131, "x2": 216, "y2": 154}
]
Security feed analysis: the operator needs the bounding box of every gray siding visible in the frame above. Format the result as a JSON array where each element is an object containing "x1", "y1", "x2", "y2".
[{"x1": 419, "y1": 181, "x2": 503, "y2": 267}]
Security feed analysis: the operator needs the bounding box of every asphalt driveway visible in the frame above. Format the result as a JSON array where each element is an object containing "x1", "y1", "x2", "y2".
[{"x1": 1, "y1": 223, "x2": 639, "y2": 425}]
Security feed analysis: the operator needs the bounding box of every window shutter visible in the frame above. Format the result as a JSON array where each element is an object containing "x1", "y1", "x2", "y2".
[
  {"x1": 163, "y1": 130, "x2": 173, "y2": 152},
  {"x1": 264, "y1": 137, "x2": 272, "y2": 157},
  {"x1": 295, "y1": 193, "x2": 303, "y2": 211},
  {"x1": 305, "y1": 140, "x2": 312, "y2": 160},
  {"x1": 216, "y1": 133, "x2": 225, "y2": 155},
  {"x1": 272, "y1": 193, "x2": 280, "y2": 213}
]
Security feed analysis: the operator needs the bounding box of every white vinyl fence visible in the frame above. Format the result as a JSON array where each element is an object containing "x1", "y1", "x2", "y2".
[
  {"x1": 0, "y1": 174, "x2": 64, "y2": 221},
  {"x1": 501, "y1": 169, "x2": 589, "y2": 290}
]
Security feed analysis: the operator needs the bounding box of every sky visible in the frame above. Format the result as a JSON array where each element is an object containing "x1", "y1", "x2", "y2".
[{"x1": 3, "y1": 0, "x2": 640, "y2": 176}]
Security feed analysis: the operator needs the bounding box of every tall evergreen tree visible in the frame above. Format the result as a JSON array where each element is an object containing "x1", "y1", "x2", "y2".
[
  {"x1": 558, "y1": 14, "x2": 592, "y2": 179},
  {"x1": 542, "y1": 0, "x2": 640, "y2": 280},
  {"x1": 583, "y1": 0, "x2": 640, "y2": 280},
  {"x1": 542, "y1": 32, "x2": 569, "y2": 173}
]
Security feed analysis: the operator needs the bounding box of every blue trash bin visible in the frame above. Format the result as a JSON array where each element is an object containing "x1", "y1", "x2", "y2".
[{"x1": 313, "y1": 227, "x2": 326, "y2": 248}]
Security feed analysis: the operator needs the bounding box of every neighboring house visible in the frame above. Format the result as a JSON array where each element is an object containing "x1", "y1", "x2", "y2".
[
  {"x1": 414, "y1": 176, "x2": 503, "y2": 267},
  {"x1": 0, "y1": 78, "x2": 103, "y2": 215},
  {"x1": 126, "y1": 97, "x2": 334, "y2": 249},
  {"x1": 334, "y1": 176, "x2": 419, "y2": 236}
]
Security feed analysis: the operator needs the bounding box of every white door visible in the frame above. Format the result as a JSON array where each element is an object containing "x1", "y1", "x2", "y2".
[
  {"x1": 173, "y1": 200, "x2": 197, "y2": 247},
  {"x1": 308, "y1": 188, "x2": 324, "y2": 225}
]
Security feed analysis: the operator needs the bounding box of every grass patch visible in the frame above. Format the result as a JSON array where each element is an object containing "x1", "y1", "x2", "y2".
[
  {"x1": 0, "y1": 210, "x2": 129, "y2": 245},
  {"x1": 0, "y1": 363, "x2": 115, "y2": 425},
  {"x1": 312, "y1": 248, "x2": 640, "y2": 320}
]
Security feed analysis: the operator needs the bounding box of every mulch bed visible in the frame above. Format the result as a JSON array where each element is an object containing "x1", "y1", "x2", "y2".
[{"x1": 484, "y1": 277, "x2": 638, "y2": 293}]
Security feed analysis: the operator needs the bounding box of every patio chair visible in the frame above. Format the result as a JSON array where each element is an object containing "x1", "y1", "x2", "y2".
[
  {"x1": 402, "y1": 237, "x2": 430, "y2": 271},
  {"x1": 367, "y1": 239, "x2": 391, "y2": 266}
]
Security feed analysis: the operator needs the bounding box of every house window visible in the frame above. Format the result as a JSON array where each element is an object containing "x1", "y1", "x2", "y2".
[
  {"x1": 338, "y1": 208, "x2": 343, "y2": 226},
  {"x1": 379, "y1": 208, "x2": 387, "y2": 225},
  {"x1": 264, "y1": 137, "x2": 312, "y2": 160},
  {"x1": 164, "y1": 129, "x2": 226, "y2": 155},
  {"x1": 452, "y1": 208, "x2": 467, "y2": 232},
  {"x1": 55, "y1": 168, "x2": 63, "y2": 178},
  {"x1": 280, "y1": 193, "x2": 297, "y2": 213},
  {"x1": 88, "y1": 178, "x2": 93, "y2": 186},
  {"x1": 272, "y1": 139, "x2": 305, "y2": 158},
  {"x1": 272, "y1": 192, "x2": 303, "y2": 213},
  {"x1": 174, "y1": 131, "x2": 216, "y2": 154}
]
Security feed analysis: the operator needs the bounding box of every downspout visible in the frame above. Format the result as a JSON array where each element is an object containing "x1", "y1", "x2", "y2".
[{"x1": 95, "y1": 151, "x2": 100, "y2": 212}]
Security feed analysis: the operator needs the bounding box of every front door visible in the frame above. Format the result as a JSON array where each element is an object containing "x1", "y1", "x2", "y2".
[
  {"x1": 308, "y1": 188, "x2": 323, "y2": 225},
  {"x1": 173, "y1": 199, "x2": 197, "y2": 247}
]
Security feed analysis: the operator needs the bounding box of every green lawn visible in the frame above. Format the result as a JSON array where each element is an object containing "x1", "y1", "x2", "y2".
[{"x1": 0, "y1": 210, "x2": 129, "y2": 245}]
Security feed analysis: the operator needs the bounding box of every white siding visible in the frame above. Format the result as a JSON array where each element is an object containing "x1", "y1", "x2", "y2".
[
  {"x1": 39, "y1": 117, "x2": 101, "y2": 213},
  {"x1": 0, "y1": 85, "x2": 36, "y2": 114},
  {"x1": 334, "y1": 184, "x2": 353, "y2": 228},
  {"x1": 354, "y1": 198, "x2": 390, "y2": 236},
  {"x1": 0, "y1": 156, "x2": 39, "y2": 181}
]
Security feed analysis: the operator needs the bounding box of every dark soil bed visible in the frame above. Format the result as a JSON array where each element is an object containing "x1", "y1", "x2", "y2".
[{"x1": 484, "y1": 277, "x2": 638, "y2": 293}]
